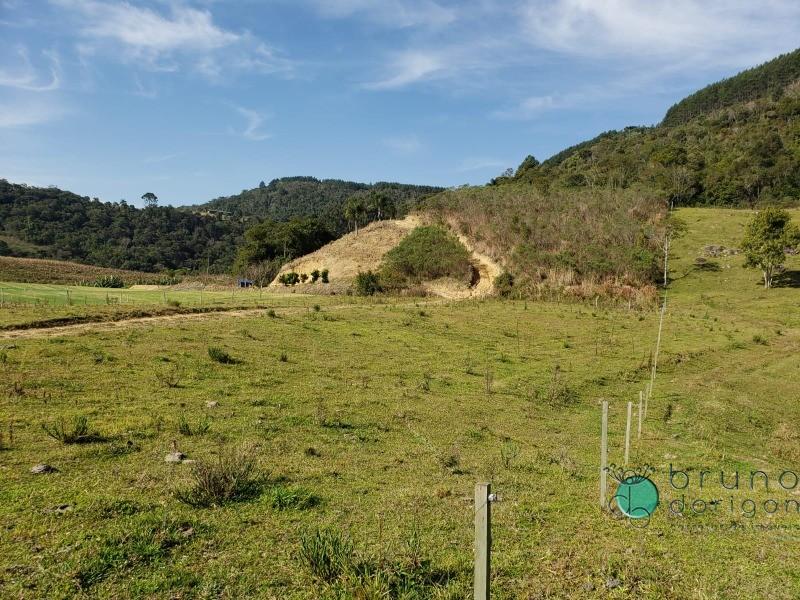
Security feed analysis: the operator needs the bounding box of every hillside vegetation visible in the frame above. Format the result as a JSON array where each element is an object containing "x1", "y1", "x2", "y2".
[
  {"x1": 0, "y1": 177, "x2": 440, "y2": 275},
  {"x1": 195, "y1": 176, "x2": 442, "y2": 236},
  {"x1": 425, "y1": 185, "x2": 665, "y2": 303},
  {"x1": 510, "y1": 48, "x2": 800, "y2": 207},
  {"x1": 0, "y1": 180, "x2": 244, "y2": 273}
]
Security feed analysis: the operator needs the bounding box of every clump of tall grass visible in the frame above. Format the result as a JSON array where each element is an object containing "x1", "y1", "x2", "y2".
[
  {"x1": 298, "y1": 526, "x2": 459, "y2": 596},
  {"x1": 42, "y1": 415, "x2": 104, "y2": 444},
  {"x1": 175, "y1": 444, "x2": 265, "y2": 507},
  {"x1": 208, "y1": 346, "x2": 239, "y2": 364},
  {"x1": 177, "y1": 413, "x2": 211, "y2": 436}
]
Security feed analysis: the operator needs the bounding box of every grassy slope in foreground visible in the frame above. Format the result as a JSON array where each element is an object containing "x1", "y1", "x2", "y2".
[{"x1": 1, "y1": 208, "x2": 800, "y2": 597}]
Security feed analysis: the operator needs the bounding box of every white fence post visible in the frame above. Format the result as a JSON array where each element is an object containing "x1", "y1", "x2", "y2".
[{"x1": 600, "y1": 401, "x2": 608, "y2": 509}]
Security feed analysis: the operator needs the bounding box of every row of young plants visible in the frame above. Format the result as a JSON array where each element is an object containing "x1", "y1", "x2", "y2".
[{"x1": 278, "y1": 268, "x2": 330, "y2": 286}]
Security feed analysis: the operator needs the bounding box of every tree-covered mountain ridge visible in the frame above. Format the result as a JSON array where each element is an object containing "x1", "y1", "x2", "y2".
[
  {"x1": 190, "y1": 176, "x2": 442, "y2": 235},
  {"x1": 0, "y1": 177, "x2": 441, "y2": 273},
  {"x1": 509, "y1": 48, "x2": 800, "y2": 207}
]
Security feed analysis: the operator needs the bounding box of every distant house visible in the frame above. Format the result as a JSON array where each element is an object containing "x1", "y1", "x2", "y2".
[{"x1": 238, "y1": 278, "x2": 253, "y2": 288}]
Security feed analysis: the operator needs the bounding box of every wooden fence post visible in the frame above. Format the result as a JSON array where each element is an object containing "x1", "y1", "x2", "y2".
[
  {"x1": 624, "y1": 401, "x2": 632, "y2": 465},
  {"x1": 600, "y1": 401, "x2": 608, "y2": 509},
  {"x1": 638, "y1": 392, "x2": 643, "y2": 440},
  {"x1": 474, "y1": 482, "x2": 491, "y2": 600}
]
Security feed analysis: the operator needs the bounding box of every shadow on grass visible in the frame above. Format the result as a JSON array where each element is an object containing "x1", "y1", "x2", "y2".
[{"x1": 772, "y1": 270, "x2": 800, "y2": 288}]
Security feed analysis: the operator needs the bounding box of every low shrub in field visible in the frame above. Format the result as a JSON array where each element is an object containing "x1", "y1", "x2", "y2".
[
  {"x1": 176, "y1": 445, "x2": 266, "y2": 507},
  {"x1": 321, "y1": 269, "x2": 329, "y2": 283},
  {"x1": 42, "y1": 415, "x2": 104, "y2": 444},
  {"x1": 208, "y1": 346, "x2": 239, "y2": 365},
  {"x1": 380, "y1": 226, "x2": 472, "y2": 289},
  {"x1": 154, "y1": 364, "x2": 181, "y2": 388},
  {"x1": 534, "y1": 366, "x2": 579, "y2": 407}
]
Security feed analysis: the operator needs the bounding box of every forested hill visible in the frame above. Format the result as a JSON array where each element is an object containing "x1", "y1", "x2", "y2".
[
  {"x1": 0, "y1": 179, "x2": 245, "y2": 272},
  {"x1": 663, "y1": 49, "x2": 800, "y2": 127},
  {"x1": 193, "y1": 177, "x2": 443, "y2": 236},
  {"x1": 0, "y1": 176, "x2": 442, "y2": 273},
  {"x1": 509, "y1": 48, "x2": 800, "y2": 207}
]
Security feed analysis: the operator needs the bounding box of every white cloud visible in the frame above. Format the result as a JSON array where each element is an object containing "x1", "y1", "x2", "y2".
[
  {"x1": 520, "y1": 0, "x2": 800, "y2": 67},
  {"x1": 365, "y1": 50, "x2": 445, "y2": 89},
  {"x1": 0, "y1": 99, "x2": 66, "y2": 127},
  {"x1": 234, "y1": 106, "x2": 270, "y2": 141},
  {"x1": 307, "y1": 0, "x2": 456, "y2": 28},
  {"x1": 0, "y1": 46, "x2": 61, "y2": 91},
  {"x1": 55, "y1": 0, "x2": 238, "y2": 53},
  {"x1": 382, "y1": 134, "x2": 422, "y2": 154},
  {"x1": 52, "y1": 0, "x2": 293, "y2": 78}
]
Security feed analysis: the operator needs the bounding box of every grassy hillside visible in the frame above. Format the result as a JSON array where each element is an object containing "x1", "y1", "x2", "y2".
[
  {"x1": 511, "y1": 48, "x2": 800, "y2": 207},
  {"x1": 2, "y1": 208, "x2": 800, "y2": 597},
  {"x1": 0, "y1": 256, "x2": 193, "y2": 287},
  {"x1": 195, "y1": 176, "x2": 442, "y2": 236},
  {"x1": 425, "y1": 185, "x2": 666, "y2": 303}
]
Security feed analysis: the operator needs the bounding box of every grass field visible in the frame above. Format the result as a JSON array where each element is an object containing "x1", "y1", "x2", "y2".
[
  {"x1": 2, "y1": 208, "x2": 800, "y2": 598},
  {"x1": 0, "y1": 284, "x2": 376, "y2": 330}
]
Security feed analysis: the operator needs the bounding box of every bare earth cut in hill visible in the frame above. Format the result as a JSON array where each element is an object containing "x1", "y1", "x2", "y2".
[{"x1": 269, "y1": 215, "x2": 502, "y2": 298}]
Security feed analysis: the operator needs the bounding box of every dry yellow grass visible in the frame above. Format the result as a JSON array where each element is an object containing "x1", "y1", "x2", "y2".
[
  {"x1": 269, "y1": 214, "x2": 503, "y2": 298},
  {"x1": 269, "y1": 216, "x2": 421, "y2": 293}
]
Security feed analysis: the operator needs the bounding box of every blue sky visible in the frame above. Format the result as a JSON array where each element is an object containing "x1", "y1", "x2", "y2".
[{"x1": 2, "y1": 1, "x2": 800, "y2": 207}]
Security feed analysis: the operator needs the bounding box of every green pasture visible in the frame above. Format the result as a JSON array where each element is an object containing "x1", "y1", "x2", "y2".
[{"x1": 1, "y1": 208, "x2": 800, "y2": 598}]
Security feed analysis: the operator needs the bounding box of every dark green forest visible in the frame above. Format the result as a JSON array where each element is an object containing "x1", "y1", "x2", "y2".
[
  {"x1": 0, "y1": 178, "x2": 440, "y2": 273},
  {"x1": 509, "y1": 48, "x2": 800, "y2": 207},
  {"x1": 193, "y1": 176, "x2": 442, "y2": 236}
]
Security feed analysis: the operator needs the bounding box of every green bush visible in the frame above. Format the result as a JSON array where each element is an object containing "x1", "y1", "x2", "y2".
[
  {"x1": 278, "y1": 272, "x2": 301, "y2": 286},
  {"x1": 494, "y1": 271, "x2": 515, "y2": 297},
  {"x1": 354, "y1": 270, "x2": 383, "y2": 296},
  {"x1": 321, "y1": 269, "x2": 329, "y2": 283},
  {"x1": 310, "y1": 269, "x2": 320, "y2": 282},
  {"x1": 381, "y1": 226, "x2": 471, "y2": 287}
]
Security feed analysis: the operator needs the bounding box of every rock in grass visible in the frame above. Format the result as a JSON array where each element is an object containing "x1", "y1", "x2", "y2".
[
  {"x1": 205, "y1": 401, "x2": 219, "y2": 408},
  {"x1": 165, "y1": 451, "x2": 187, "y2": 463},
  {"x1": 31, "y1": 464, "x2": 58, "y2": 474},
  {"x1": 605, "y1": 577, "x2": 622, "y2": 590}
]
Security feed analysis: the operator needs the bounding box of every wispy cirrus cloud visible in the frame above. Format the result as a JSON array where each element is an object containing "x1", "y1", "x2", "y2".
[
  {"x1": 51, "y1": 0, "x2": 294, "y2": 79},
  {"x1": 232, "y1": 106, "x2": 271, "y2": 141},
  {"x1": 0, "y1": 46, "x2": 61, "y2": 91},
  {"x1": 305, "y1": 0, "x2": 456, "y2": 29}
]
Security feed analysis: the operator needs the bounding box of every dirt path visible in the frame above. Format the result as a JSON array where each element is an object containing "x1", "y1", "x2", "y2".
[
  {"x1": 0, "y1": 300, "x2": 447, "y2": 340},
  {"x1": 424, "y1": 230, "x2": 504, "y2": 300}
]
